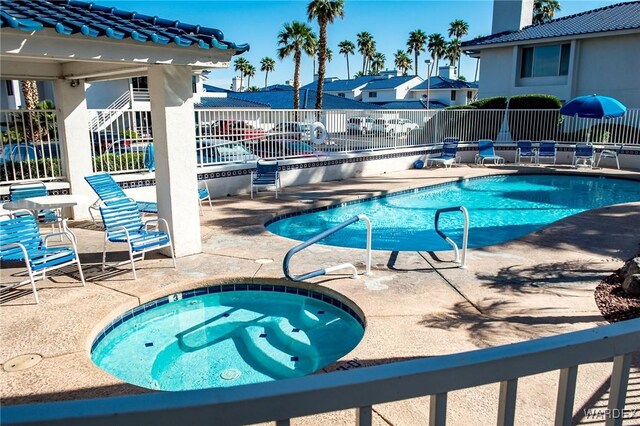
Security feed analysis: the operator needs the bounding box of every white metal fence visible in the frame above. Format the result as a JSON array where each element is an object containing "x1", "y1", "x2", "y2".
[
  {"x1": 3, "y1": 318, "x2": 638, "y2": 426},
  {"x1": 0, "y1": 109, "x2": 62, "y2": 183},
  {"x1": 2, "y1": 107, "x2": 639, "y2": 184}
]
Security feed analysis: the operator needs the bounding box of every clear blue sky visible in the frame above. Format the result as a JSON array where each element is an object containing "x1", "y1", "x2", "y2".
[{"x1": 103, "y1": 0, "x2": 625, "y2": 89}]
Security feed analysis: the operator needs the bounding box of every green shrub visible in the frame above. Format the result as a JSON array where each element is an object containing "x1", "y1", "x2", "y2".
[
  {"x1": 470, "y1": 96, "x2": 508, "y2": 109},
  {"x1": 0, "y1": 158, "x2": 61, "y2": 181},
  {"x1": 508, "y1": 94, "x2": 562, "y2": 109},
  {"x1": 443, "y1": 104, "x2": 477, "y2": 110},
  {"x1": 93, "y1": 153, "x2": 145, "y2": 172},
  {"x1": 120, "y1": 129, "x2": 138, "y2": 139}
]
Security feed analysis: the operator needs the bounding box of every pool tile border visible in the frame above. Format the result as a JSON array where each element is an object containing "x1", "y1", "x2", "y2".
[{"x1": 90, "y1": 283, "x2": 365, "y2": 353}]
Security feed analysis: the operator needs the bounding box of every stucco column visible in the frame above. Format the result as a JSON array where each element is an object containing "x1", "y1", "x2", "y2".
[
  {"x1": 147, "y1": 64, "x2": 201, "y2": 257},
  {"x1": 53, "y1": 79, "x2": 93, "y2": 219}
]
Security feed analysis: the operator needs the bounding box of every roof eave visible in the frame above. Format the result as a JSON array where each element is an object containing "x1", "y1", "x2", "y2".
[{"x1": 462, "y1": 27, "x2": 640, "y2": 51}]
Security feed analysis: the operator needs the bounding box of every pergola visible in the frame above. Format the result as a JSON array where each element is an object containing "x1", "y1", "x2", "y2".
[{"x1": 0, "y1": 0, "x2": 249, "y2": 256}]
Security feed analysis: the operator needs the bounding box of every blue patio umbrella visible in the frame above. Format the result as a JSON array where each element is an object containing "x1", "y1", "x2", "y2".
[
  {"x1": 559, "y1": 94, "x2": 626, "y2": 119},
  {"x1": 144, "y1": 143, "x2": 155, "y2": 172}
]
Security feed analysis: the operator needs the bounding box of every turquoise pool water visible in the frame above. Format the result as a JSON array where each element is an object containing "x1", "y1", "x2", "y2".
[
  {"x1": 91, "y1": 287, "x2": 364, "y2": 391},
  {"x1": 267, "y1": 174, "x2": 640, "y2": 251}
]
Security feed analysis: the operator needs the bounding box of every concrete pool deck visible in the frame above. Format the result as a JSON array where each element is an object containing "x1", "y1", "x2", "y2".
[{"x1": 1, "y1": 164, "x2": 640, "y2": 425}]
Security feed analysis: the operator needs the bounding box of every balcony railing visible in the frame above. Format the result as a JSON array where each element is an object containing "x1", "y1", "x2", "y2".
[{"x1": 3, "y1": 318, "x2": 638, "y2": 425}]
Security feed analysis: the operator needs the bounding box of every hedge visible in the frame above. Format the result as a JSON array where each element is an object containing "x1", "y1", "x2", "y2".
[
  {"x1": 93, "y1": 153, "x2": 145, "y2": 172},
  {"x1": 0, "y1": 158, "x2": 61, "y2": 181},
  {"x1": 444, "y1": 94, "x2": 561, "y2": 110}
]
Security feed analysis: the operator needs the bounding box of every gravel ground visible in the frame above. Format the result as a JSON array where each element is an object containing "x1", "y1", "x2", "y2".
[{"x1": 595, "y1": 271, "x2": 640, "y2": 323}]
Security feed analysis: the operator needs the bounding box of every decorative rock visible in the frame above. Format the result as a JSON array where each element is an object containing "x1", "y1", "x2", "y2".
[
  {"x1": 620, "y1": 257, "x2": 640, "y2": 278},
  {"x1": 622, "y1": 274, "x2": 640, "y2": 296}
]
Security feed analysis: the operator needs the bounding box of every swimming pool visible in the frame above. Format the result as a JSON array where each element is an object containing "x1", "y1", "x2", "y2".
[
  {"x1": 91, "y1": 284, "x2": 364, "y2": 391},
  {"x1": 267, "y1": 174, "x2": 640, "y2": 251}
]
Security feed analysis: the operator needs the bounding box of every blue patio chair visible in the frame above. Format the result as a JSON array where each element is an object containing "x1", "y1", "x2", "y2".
[
  {"x1": 476, "y1": 140, "x2": 505, "y2": 165},
  {"x1": 85, "y1": 173, "x2": 158, "y2": 223},
  {"x1": 537, "y1": 141, "x2": 557, "y2": 165},
  {"x1": 596, "y1": 145, "x2": 622, "y2": 169},
  {"x1": 198, "y1": 180, "x2": 212, "y2": 216},
  {"x1": 427, "y1": 137, "x2": 460, "y2": 168},
  {"x1": 573, "y1": 143, "x2": 595, "y2": 168},
  {"x1": 9, "y1": 181, "x2": 62, "y2": 233},
  {"x1": 0, "y1": 212, "x2": 85, "y2": 304},
  {"x1": 515, "y1": 140, "x2": 536, "y2": 164},
  {"x1": 251, "y1": 160, "x2": 281, "y2": 199},
  {"x1": 99, "y1": 199, "x2": 176, "y2": 280}
]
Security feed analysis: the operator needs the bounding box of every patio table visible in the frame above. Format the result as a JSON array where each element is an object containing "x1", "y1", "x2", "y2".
[{"x1": 2, "y1": 194, "x2": 85, "y2": 242}]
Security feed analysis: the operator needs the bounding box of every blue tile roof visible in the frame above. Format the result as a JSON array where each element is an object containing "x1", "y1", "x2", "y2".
[
  {"x1": 228, "y1": 89, "x2": 377, "y2": 109},
  {"x1": 195, "y1": 97, "x2": 269, "y2": 108},
  {"x1": 302, "y1": 75, "x2": 380, "y2": 92},
  {"x1": 0, "y1": 0, "x2": 249, "y2": 54},
  {"x1": 361, "y1": 75, "x2": 421, "y2": 91},
  {"x1": 203, "y1": 84, "x2": 231, "y2": 93},
  {"x1": 463, "y1": 1, "x2": 640, "y2": 48},
  {"x1": 262, "y1": 84, "x2": 294, "y2": 91},
  {"x1": 411, "y1": 77, "x2": 478, "y2": 90}
]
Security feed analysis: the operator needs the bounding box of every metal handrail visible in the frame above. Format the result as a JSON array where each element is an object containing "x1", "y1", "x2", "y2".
[
  {"x1": 283, "y1": 214, "x2": 372, "y2": 281},
  {"x1": 434, "y1": 206, "x2": 469, "y2": 268}
]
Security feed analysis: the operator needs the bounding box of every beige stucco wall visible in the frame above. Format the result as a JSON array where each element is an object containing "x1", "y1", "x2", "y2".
[{"x1": 476, "y1": 33, "x2": 640, "y2": 107}]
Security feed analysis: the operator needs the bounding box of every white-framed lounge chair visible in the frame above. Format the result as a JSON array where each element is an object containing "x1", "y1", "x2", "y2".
[
  {"x1": 536, "y1": 141, "x2": 557, "y2": 165},
  {"x1": 85, "y1": 173, "x2": 158, "y2": 223},
  {"x1": 475, "y1": 140, "x2": 505, "y2": 165},
  {"x1": 0, "y1": 211, "x2": 85, "y2": 304},
  {"x1": 427, "y1": 137, "x2": 460, "y2": 168},
  {"x1": 198, "y1": 180, "x2": 213, "y2": 216},
  {"x1": 515, "y1": 140, "x2": 536, "y2": 164},
  {"x1": 573, "y1": 143, "x2": 595, "y2": 168},
  {"x1": 99, "y1": 199, "x2": 176, "y2": 280},
  {"x1": 251, "y1": 160, "x2": 281, "y2": 199},
  {"x1": 596, "y1": 145, "x2": 622, "y2": 169}
]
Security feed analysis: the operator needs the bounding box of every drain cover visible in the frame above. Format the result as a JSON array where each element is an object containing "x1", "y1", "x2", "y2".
[
  {"x1": 254, "y1": 258, "x2": 274, "y2": 264},
  {"x1": 220, "y1": 368, "x2": 241, "y2": 381},
  {"x1": 3, "y1": 354, "x2": 42, "y2": 372}
]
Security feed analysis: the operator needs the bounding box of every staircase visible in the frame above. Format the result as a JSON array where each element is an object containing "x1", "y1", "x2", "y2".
[{"x1": 88, "y1": 91, "x2": 131, "y2": 132}]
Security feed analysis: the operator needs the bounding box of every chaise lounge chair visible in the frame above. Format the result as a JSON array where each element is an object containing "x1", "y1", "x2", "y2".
[
  {"x1": 85, "y1": 173, "x2": 157, "y2": 223},
  {"x1": 426, "y1": 137, "x2": 460, "y2": 168},
  {"x1": 475, "y1": 140, "x2": 505, "y2": 165}
]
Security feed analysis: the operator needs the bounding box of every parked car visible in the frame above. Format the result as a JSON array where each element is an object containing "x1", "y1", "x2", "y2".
[
  {"x1": 372, "y1": 118, "x2": 418, "y2": 135},
  {"x1": 0, "y1": 142, "x2": 40, "y2": 164},
  {"x1": 266, "y1": 122, "x2": 312, "y2": 142},
  {"x1": 206, "y1": 120, "x2": 265, "y2": 142},
  {"x1": 196, "y1": 139, "x2": 258, "y2": 164},
  {"x1": 248, "y1": 140, "x2": 316, "y2": 159},
  {"x1": 347, "y1": 116, "x2": 374, "y2": 135}
]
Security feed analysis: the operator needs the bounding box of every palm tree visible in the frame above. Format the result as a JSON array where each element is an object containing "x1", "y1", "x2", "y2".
[
  {"x1": 406, "y1": 29, "x2": 427, "y2": 76},
  {"x1": 448, "y1": 20, "x2": 469, "y2": 76},
  {"x1": 370, "y1": 52, "x2": 386, "y2": 74},
  {"x1": 277, "y1": 21, "x2": 316, "y2": 109},
  {"x1": 533, "y1": 0, "x2": 561, "y2": 24},
  {"x1": 394, "y1": 50, "x2": 412, "y2": 76},
  {"x1": 357, "y1": 32, "x2": 376, "y2": 74},
  {"x1": 307, "y1": 0, "x2": 345, "y2": 110},
  {"x1": 353, "y1": 71, "x2": 365, "y2": 78},
  {"x1": 338, "y1": 40, "x2": 355, "y2": 79},
  {"x1": 260, "y1": 57, "x2": 276, "y2": 88},
  {"x1": 445, "y1": 39, "x2": 462, "y2": 69},
  {"x1": 233, "y1": 57, "x2": 249, "y2": 91},
  {"x1": 326, "y1": 48, "x2": 333, "y2": 63},
  {"x1": 308, "y1": 36, "x2": 319, "y2": 78},
  {"x1": 245, "y1": 64, "x2": 256, "y2": 89},
  {"x1": 427, "y1": 33, "x2": 447, "y2": 77}
]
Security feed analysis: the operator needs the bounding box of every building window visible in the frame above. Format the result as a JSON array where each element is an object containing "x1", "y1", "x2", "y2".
[
  {"x1": 466, "y1": 90, "x2": 473, "y2": 100},
  {"x1": 368, "y1": 92, "x2": 377, "y2": 98},
  {"x1": 338, "y1": 93, "x2": 345, "y2": 98},
  {"x1": 450, "y1": 91, "x2": 457, "y2": 101},
  {"x1": 520, "y1": 43, "x2": 570, "y2": 78},
  {"x1": 5, "y1": 80, "x2": 14, "y2": 96}
]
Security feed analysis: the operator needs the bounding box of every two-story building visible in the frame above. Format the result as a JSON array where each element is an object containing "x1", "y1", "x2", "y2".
[{"x1": 462, "y1": 0, "x2": 640, "y2": 107}]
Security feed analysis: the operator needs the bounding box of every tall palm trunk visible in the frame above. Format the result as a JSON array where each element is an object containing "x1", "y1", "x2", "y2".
[
  {"x1": 457, "y1": 56, "x2": 462, "y2": 78},
  {"x1": 264, "y1": 71, "x2": 269, "y2": 88},
  {"x1": 293, "y1": 50, "x2": 302, "y2": 109},
  {"x1": 315, "y1": 18, "x2": 327, "y2": 110},
  {"x1": 345, "y1": 54, "x2": 350, "y2": 79},
  {"x1": 238, "y1": 74, "x2": 244, "y2": 92},
  {"x1": 21, "y1": 80, "x2": 41, "y2": 144},
  {"x1": 414, "y1": 52, "x2": 419, "y2": 76}
]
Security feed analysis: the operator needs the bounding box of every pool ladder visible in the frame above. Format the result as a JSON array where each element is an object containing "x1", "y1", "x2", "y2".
[
  {"x1": 434, "y1": 206, "x2": 469, "y2": 269},
  {"x1": 283, "y1": 214, "x2": 372, "y2": 282}
]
